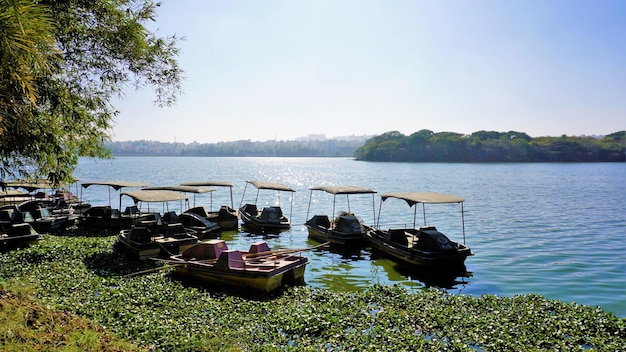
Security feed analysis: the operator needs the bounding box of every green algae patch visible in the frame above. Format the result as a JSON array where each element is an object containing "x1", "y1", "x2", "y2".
[{"x1": 1, "y1": 234, "x2": 624, "y2": 351}]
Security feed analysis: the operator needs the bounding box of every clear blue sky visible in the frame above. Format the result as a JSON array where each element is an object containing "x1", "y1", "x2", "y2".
[{"x1": 112, "y1": 0, "x2": 626, "y2": 143}]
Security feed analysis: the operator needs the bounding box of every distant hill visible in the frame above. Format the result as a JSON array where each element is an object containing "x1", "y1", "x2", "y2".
[
  {"x1": 107, "y1": 136, "x2": 370, "y2": 157},
  {"x1": 354, "y1": 130, "x2": 626, "y2": 162}
]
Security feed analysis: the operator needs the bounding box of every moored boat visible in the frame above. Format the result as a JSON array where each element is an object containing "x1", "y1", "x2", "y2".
[
  {"x1": 17, "y1": 200, "x2": 76, "y2": 233},
  {"x1": 180, "y1": 181, "x2": 239, "y2": 230},
  {"x1": 238, "y1": 180, "x2": 295, "y2": 232},
  {"x1": 142, "y1": 185, "x2": 221, "y2": 237},
  {"x1": 366, "y1": 192, "x2": 473, "y2": 268},
  {"x1": 115, "y1": 190, "x2": 198, "y2": 260},
  {"x1": 78, "y1": 180, "x2": 149, "y2": 230},
  {"x1": 305, "y1": 185, "x2": 376, "y2": 247},
  {"x1": 168, "y1": 239, "x2": 310, "y2": 293},
  {"x1": 0, "y1": 205, "x2": 40, "y2": 250}
]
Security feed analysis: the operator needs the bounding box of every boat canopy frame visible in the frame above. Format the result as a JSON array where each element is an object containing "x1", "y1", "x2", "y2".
[
  {"x1": 180, "y1": 181, "x2": 235, "y2": 210},
  {"x1": 306, "y1": 185, "x2": 377, "y2": 222},
  {"x1": 80, "y1": 180, "x2": 148, "y2": 210},
  {"x1": 143, "y1": 185, "x2": 215, "y2": 208},
  {"x1": 239, "y1": 180, "x2": 296, "y2": 221},
  {"x1": 376, "y1": 192, "x2": 467, "y2": 244},
  {"x1": 120, "y1": 190, "x2": 189, "y2": 213}
]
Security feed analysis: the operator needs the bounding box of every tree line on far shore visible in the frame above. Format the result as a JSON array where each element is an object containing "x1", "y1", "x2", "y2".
[
  {"x1": 108, "y1": 138, "x2": 365, "y2": 157},
  {"x1": 354, "y1": 130, "x2": 625, "y2": 162}
]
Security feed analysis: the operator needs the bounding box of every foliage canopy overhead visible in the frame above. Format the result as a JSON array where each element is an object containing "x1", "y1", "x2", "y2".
[{"x1": 0, "y1": 0, "x2": 182, "y2": 186}]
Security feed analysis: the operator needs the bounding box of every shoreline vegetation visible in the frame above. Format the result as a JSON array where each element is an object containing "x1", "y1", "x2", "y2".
[
  {"x1": 107, "y1": 130, "x2": 626, "y2": 162},
  {"x1": 1, "y1": 233, "x2": 624, "y2": 351}
]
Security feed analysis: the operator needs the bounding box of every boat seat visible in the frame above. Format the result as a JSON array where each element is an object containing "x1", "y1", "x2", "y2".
[
  {"x1": 260, "y1": 207, "x2": 282, "y2": 223},
  {"x1": 241, "y1": 204, "x2": 257, "y2": 216},
  {"x1": 389, "y1": 230, "x2": 409, "y2": 247},
  {"x1": 309, "y1": 215, "x2": 330, "y2": 229},
  {"x1": 335, "y1": 215, "x2": 360, "y2": 233},
  {"x1": 162, "y1": 211, "x2": 178, "y2": 223},
  {"x1": 182, "y1": 240, "x2": 228, "y2": 260},
  {"x1": 249, "y1": 241, "x2": 271, "y2": 254},
  {"x1": 217, "y1": 250, "x2": 245, "y2": 270},
  {"x1": 85, "y1": 206, "x2": 112, "y2": 218},
  {"x1": 123, "y1": 206, "x2": 139, "y2": 215},
  {"x1": 185, "y1": 206, "x2": 209, "y2": 217},
  {"x1": 163, "y1": 223, "x2": 187, "y2": 237},
  {"x1": 129, "y1": 227, "x2": 152, "y2": 243},
  {"x1": 0, "y1": 209, "x2": 15, "y2": 223},
  {"x1": 36, "y1": 207, "x2": 51, "y2": 219}
]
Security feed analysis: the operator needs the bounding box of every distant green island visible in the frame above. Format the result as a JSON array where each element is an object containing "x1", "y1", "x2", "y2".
[{"x1": 109, "y1": 130, "x2": 625, "y2": 162}]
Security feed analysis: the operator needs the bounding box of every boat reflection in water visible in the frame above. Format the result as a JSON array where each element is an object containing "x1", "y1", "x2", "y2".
[{"x1": 306, "y1": 238, "x2": 471, "y2": 292}]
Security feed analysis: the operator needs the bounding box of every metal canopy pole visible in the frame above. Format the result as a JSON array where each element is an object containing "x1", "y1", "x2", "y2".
[{"x1": 461, "y1": 202, "x2": 466, "y2": 244}]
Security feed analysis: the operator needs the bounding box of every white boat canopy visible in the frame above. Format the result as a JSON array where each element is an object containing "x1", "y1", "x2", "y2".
[
  {"x1": 180, "y1": 181, "x2": 234, "y2": 188},
  {"x1": 80, "y1": 180, "x2": 148, "y2": 209},
  {"x1": 381, "y1": 192, "x2": 464, "y2": 206},
  {"x1": 1, "y1": 180, "x2": 53, "y2": 192},
  {"x1": 246, "y1": 180, "x2": 295, "y2": 192},
  {"x1": 309, "y1": 186, "x2": 376, "y2": 195},
  {"x1": 81, "y1": 180, "x2": 148, "y2": 190},
  {"x1": 306, "y1": 185, "x2": 377, "y2": 221},
  {"x1": 121, "y1": 190, "x2": 189, "y2": 203},
  {"x1": 143, "y1": 185, "x2": 215, "y2": 207},
  {"x1": 180, "y1": 181, "x2": 235, "y2": 209},
  {"x1": 143, "y1": 185, "x2": 214, "y2": 194},
  {"x1": 377, "y1": 192, "x2": 466, "y2": 244}
]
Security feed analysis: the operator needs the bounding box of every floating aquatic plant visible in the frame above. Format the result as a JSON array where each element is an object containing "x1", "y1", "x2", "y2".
[{"x1": 1, "y1": 234, "x2": 624, "y2": 351}]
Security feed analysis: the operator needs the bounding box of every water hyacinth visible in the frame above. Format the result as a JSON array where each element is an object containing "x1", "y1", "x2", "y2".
[{"x1": 1, "y1": 233, "x2": 624, "y2": 351}]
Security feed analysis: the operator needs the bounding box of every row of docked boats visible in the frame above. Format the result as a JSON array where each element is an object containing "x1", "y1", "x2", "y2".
[{"x1": 1, "y1": 178, "x2": 473, "y2": 292}]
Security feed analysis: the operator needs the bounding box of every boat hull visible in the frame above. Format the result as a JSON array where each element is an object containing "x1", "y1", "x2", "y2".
[
  {"x1": 239, "y1": 204, "x2": 291, "y2": 232},
  {"x1": 170, "y1": 240, "x2": 309, "y2": 292},
  {"x1": 174, "y1": 261, "x2": 307, "y2": 293},
  {"x1": 116, "y1": 227, "x2": 198, "y2": 260},
  {"x1": 305, "y1": 214, "x2": 366, "y2": 247},
  {"x1": 366, "y1": 227, "x2": 472, "y2": 268},
  {"x1": 0, "y1": 223, "x2": 40, "y2": 250}
]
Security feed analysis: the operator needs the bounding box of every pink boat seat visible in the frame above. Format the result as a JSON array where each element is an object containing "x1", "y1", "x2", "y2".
[
  {"x1": 181, "y1": 239, "x2": 228, "y2": 260},
  {"x1": 249, "y1": 241, "x2": 271, "y2": 254},
  {"x1": 217, "y1": 250, "x2": 245, "y2": 270}
]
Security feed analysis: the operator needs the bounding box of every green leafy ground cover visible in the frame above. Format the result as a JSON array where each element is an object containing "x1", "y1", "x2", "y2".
[{"x1": 1, "y1": 233, "x2": 624, "y2": 351}]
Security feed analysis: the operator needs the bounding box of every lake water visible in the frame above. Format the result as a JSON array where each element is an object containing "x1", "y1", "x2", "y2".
[{"x1": 75, "y1": 157, "x2": 626, "y2": 317}]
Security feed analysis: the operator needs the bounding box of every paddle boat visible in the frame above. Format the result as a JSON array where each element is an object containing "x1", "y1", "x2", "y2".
[
  {"x1": 115, "y1": 190, "x2": 198, "y2": 260},
  {"x1": 238, "y1": 180, "x2": 295, "y2": 232},
  {"x1": 16, "y1": 200, "x2": 76, "y2": 233},
  {"x1": 167, "y1": 239, "x2": 310, "y2": 293},
  {"x1": 78, "y1": 180, "x2": 148, "y2": 230},
  {"x1": 142, "y1": 185, "x2": 221, "y2": 238},
  {"x1": 366, "y1": 192, "x2": 473, "y2": 268},
  {"x1": 0, "y1": 205, "x2": 40, "y2": 250},
  {"x1": 304, "y1": 185, "x2": 376, "y2": 247},
  {"x1": 179, "y1": 181, "x2": 239, "y2": 230}
]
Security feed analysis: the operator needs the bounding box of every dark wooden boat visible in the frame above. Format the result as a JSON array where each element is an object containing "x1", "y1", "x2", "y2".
[
  {"x1": 115, "y1": 190, "x2": 198, "y2": 260},
  {"x1": 180, "y1": 181, "x2": 239, "y2": 230},
  {"x1": 168, "y1": 239, "x2": 310, "y2": 292},
  {"x1": 142, "y1": 185, "x2": 221, "y2": 237},
  {"x1": 304, "y1": 186, "x2": 376, "y2": 247},
  {"x1": 17, "y1": 200, "x2": 76, "y2": 233},
  {"x1": 238, "y1": 181, "x2": 295, "y2": 232},
  {"x1": 0, "y1": 205, "x2": 40, "y2": 249},
  {"x1": 366, "y1": 192, "x2": 473, "y2": 268},
  {"x1": 78, "y1": 180, "x2": 148, "y2": 230}
]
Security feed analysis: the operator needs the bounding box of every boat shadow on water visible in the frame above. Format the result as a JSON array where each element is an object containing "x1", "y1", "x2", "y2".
[{"x1": 370, "y1": 249, "x2": 473, "y2": 290}]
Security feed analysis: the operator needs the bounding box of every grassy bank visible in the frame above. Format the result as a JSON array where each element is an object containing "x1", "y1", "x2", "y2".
[{"x1": 1, "y1": 233, "x2": 624, "y2": 351}]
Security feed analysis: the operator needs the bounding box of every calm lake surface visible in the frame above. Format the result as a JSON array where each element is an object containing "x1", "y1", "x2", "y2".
[{"x1": 75, "y1": 157, "x2": 626, "y2": 317}]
